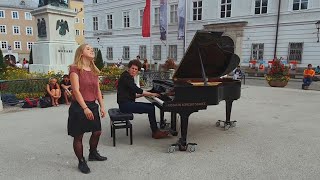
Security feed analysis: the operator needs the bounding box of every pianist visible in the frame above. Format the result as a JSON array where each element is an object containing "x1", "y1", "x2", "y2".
[{"x1": 117, "y1": 60, "x2": 170, "y2": 139}]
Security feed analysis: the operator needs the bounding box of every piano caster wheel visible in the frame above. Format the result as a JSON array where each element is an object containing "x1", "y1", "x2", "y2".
[
  {"x1": 187, "y1": 144, "x2": 196, "y2": 153},
  {"x1": 231, "y1": 122, "x2": 236, "y2": 127},
  {"x1": 215, "y1": 121, "x2": 221, "y2": 127},
  {"x1": 168, "y1": 146, "x2": 176, "y2": 153},
  {"x1": 224, "y1": 124, "x2": 230, "y2": 131}
]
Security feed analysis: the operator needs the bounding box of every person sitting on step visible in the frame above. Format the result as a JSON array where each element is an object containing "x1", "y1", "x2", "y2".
[{"x1": 302, "y1": 64, "x2": 315, "y2": 90}]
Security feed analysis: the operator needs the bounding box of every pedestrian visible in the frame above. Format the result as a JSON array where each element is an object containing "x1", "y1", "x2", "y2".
[{"x1": 68, "y1": 44, "x2": 107, "y2": 174}]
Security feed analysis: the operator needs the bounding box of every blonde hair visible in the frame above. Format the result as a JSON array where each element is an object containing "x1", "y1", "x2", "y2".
[
  {"x1": 71, "y1": 44, "x2": 100, "y2": 75},
  {"x1": 49, "y1": 77, "x2": 57, "y2": 83}
]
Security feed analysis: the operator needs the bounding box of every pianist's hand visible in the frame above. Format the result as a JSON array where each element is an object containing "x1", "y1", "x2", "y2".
[{"x1": 143, "y1": 91, "x2": 160, "y2": 97}]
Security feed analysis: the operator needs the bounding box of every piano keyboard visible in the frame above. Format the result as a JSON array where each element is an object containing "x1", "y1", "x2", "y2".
[{"x1": 152, "y1": 97, "x2": 164, "y2": 106}]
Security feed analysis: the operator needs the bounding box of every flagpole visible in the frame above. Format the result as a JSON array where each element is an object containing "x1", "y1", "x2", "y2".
[
  {"x1": 149, "y1": 0, "x2": 153, "y2": 70},
  {"x1": 184, "y1": 0, "x2": 187, "y2": 53}
]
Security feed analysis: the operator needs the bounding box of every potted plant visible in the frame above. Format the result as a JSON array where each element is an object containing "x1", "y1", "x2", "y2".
[{"x1": 265, "y1": 59, "x2": 290, "y2": 87}]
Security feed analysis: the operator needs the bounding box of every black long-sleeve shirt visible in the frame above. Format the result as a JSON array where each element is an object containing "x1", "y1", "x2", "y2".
[{"x1": 117, "y1": 71, "x2": 143, "y2": 104}]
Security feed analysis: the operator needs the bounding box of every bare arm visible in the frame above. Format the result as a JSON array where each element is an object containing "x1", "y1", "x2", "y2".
[
  {"x1": 46, "y1": 84, "x2": 53, "y2": 96},
  {"x1": 97, "y1": 79, "x2": 106, "y2": 118}
]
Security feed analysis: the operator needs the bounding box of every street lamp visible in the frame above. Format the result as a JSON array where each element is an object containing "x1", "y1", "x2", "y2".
[
  {"x1": 97, "y1": 37, "x2": 103, "y2": 48},
  {"x1": 316, "y1": 20, "x2": 320, "y2": 43}
]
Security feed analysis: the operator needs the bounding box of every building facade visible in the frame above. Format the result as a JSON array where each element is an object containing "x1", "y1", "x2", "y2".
[
  {"x1": 0, "y1": 0, "x2": 37, "y2": 63},
  {"x1": 70, "y1": 0, "x2": 85, "y2": 45},
  {"x1": 84, "y1": 0, "x2": 320, "y2": 68}
]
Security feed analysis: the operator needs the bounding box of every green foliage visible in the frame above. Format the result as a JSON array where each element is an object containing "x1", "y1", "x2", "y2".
[
  {"x1": 29, "y1": 48, "x2": 33, "y2": 64},
  {"x1": 0, "y1": 48, "x2": 5, "y2": 73},
  {"x1": 100, "y1": 66, "x2": 124, "y2": 77},
  {"x1": 95, "y1": 49, "x2": 104, "y2": 70}
]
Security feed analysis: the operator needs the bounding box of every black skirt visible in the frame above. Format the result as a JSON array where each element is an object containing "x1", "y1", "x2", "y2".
[{"x1": 68, "y1": 101, "x2": 101, "y2": 137}]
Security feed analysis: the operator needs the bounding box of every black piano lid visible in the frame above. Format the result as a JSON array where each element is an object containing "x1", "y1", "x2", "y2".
[{"x1": 173, "y1": 31, "x2": 240, "y2": 80}]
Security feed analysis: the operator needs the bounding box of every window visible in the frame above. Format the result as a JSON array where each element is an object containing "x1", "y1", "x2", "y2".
[
  {"x1": 27, "y1": 42, "x2": 33, "y2": 50},
  {"x1": 107, "y1": 47, "x2": 113, "y2": 60},
  {"x1": 74, "y1": 8, "x2": 78, "y2": 13},
  {"x1": 139, "y1": 9, "x2": 144, "y2": 27},
  {"x1": 26, "y1": 27, "x2": 33, "y2": 35},
  {"x1": 93, "y1": 48, "x2": 99, "y2": 56},
  {"x1": 153, "y1": 45, "x2": 161, "y2": 60},
  {"x1": 154, "y1": 7, "x2": 160, "y2": 25},
  {"x1": 193, "y1": 1, "x2": 202, "y2": 21},
  {"x1": 83, "y1": 30, "x2": 85, "y2": 35},
  {"x1": 169, "y1": 45, "x2": 177, "y2": 60},
  {"x1": 255, "y1": 0, "x2": 268, "y2": 14},
  {"x1": 93, "y1": 0, "x2": 97, "y2": 3},
  {"x1": 25, "y1": 12, "x2": 32, "y2": 20},
  {"x1": 14, "y1": 41, "x2": 21, "y2": 50},
  {"x1": 107, "y1": 14, "x2": 113, "y2": 29},
  {"x1": 0, "y1": 25, "x2": 6, "y2": 34},
  {"x1": 221, "y1": 0, "x2": 231, "y2": 18},
  {"x1": 13, "y1": 26, "x2": 20, "y2": 35},
  {"x1": 170, "y1": 4, "x2": 178, "y2": 24},
  {"x1": 123, "y1": 11, "x2": 130, "y2": 28},
  {"x1": 123, "y1": 46, "x2": 130, "y2": 60},
  {"x1": 75, "y1": 17, "x2": 79, "y2": 23},
  {"x1": 251, "y1": 43, "x2": 264, "y2": 60},
  {"x1": 82, "y1": 18, "x2": 85, "y2": 23},
  {"x1": 0, "y1": 10, "x2": 5, "y2": 18},
  {"x1": 288, "y1": 43, "x2": 303, "y2": 62},
  {"x1": 93, "y1": 16, "x2": 98, "y2": 31},
  {"x1": 75, "y1": 29, "x2": 80, "y2": 35},
  {"x1": 1, "y1": 41, "x2": 8, "y2": 49},
  {"x1": 12, "y1": 11, "x2": 19, "y2": 19},
  {"x1": 139, "y1": 45, "x2": 147, "y2": 60},
  {"x1": 293, "y1": 0, "x2": 308, "y2": 10}
]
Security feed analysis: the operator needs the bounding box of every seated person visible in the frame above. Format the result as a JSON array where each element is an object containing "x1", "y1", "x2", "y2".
[
  {"x1": 315, "y1": 66, "x2": 320, "y2": 74},
  {"x1": 60, "y1": 74, "x2": 72, "y2": 105},
  {"x1": 233, "y1": 66, "x2": 243, "y2": 80},
  {"x1": 46, "y1": 78, "x2": 61, "y2": 106},
  {"x1": 117, "y1": 59, "x2": 169, "y2": 139},
  {"x1": 302, "y1": 64, "x2": 315, "y2": 90}
]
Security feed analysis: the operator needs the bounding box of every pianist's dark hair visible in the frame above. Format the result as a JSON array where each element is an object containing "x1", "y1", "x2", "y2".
[{"x1": 128, "y1": 59, "x2": 142, "y2": 71}]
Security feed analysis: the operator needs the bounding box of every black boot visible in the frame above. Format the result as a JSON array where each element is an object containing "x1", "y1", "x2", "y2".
[
  {"x1": 88, "y1": 150, "x2": 108, "y2": 161},
  {"x1": 78, "y1": 158, "x2": 90, "y2": 174}
]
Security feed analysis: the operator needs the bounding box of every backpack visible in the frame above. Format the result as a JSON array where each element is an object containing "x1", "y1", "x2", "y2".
[
  {"x1": 22, "y1": 98, "x2": 38, "y2": 108},
  {"x1": 39, "y1": 97, "x2": 52, "y2": 108}
]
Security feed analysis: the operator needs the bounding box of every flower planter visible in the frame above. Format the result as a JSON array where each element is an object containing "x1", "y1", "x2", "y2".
[{"x1": 267, "y1": 80, "x2": 288, "y2": 87}]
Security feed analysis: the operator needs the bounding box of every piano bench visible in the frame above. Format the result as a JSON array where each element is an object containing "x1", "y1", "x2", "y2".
[{"x1": 108, "y1": 108, "x2": 134, "y2": 147}]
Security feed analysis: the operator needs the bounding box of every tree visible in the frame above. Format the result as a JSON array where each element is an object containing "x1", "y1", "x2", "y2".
[
  {"x1": 29, "y1": 48, "x2": 33, "y2": 64},
  {"x1": 95, "y1": 49, "x2": 104, "y2": 70},
  {"x1": 0, "y1": 48, "x2": 5, "y2": 72}
]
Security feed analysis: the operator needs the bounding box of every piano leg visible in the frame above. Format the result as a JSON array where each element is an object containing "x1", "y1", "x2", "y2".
[
  {"x1": 170, "y1": 112, "x2": 178, "y2": 136},
  {"x1": 172, "y1": 112, "x2": 196, "y2": 152},
  {"x1": 216, "y1": 100, "x2": 237, "y2": 130},
  {"x1": 226, "y1": 100, "x2": 233, "y2": 124},
  {"x1": 159, "y1": 109, "x2": 166, "y2": 129}
]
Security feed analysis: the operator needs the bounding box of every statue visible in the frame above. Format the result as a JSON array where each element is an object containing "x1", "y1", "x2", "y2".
[
  {"x1": 38, "y1": 0, "x2": 68, "y2": 8},
  {"x1": 56, "y1": 19, "x2": 69, "y2": 36},
  {"x1": 37, "y1": 18, "x2": 47, "y2": 37}
]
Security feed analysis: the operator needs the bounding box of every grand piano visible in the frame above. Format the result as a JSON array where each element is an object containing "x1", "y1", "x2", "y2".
[{"x1": 145, "y1": 31, "x2": 241, "y2": 153}]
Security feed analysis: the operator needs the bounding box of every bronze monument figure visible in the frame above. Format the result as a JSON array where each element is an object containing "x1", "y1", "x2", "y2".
[
  {"x1": 37, "y1": 18, "x2": 47, "y2": 37},
  {"x1": 56, "y1": 19, "x2": 69, "y2": 36},
  {"x1": 38, "y1": 0, "x2": 68, "y2": 8}
]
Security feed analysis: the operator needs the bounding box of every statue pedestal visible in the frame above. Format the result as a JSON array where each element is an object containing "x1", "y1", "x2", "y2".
[{"x1": 29, "y1": 5, "x2": 78, "y2": 74}]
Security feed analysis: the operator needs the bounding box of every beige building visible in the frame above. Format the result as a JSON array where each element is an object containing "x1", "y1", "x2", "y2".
[
  {"x1": 69, "y1": 0, "x2": 84, "y2": 45},
  {"x1": 0, "y1": 1, "x2": 37, "y2": 63}
]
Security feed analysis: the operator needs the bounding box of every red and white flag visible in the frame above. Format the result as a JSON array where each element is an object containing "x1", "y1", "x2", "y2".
[{"x1": 142, "y1": 0, "x2": 151, "y2": 37}]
